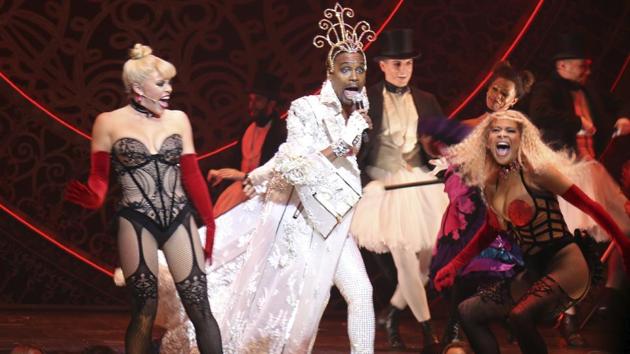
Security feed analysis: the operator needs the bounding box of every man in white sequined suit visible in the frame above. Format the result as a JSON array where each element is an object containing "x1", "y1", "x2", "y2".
[{"x1": 145, "y1": 4, "x2": 377, "y2": 354}]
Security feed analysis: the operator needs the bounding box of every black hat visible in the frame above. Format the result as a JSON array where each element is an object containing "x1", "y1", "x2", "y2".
[
  {"x1": 374, "y1": 29, "x2": 421, "y2": 60},
  {"x1": 249, "y1": 71, "x2": 281, "y2": 100},
  {"x1": 552, "y1": 33, "x2": 590, "y2": 61}
]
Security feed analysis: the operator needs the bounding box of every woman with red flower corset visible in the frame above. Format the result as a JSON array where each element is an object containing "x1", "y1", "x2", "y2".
[
  {"x1": 65, "y1": 44, "x2": 222, "y2": 354},
  {"x1": 434, "y1": 109, "x2": 630, "y2": 354}
]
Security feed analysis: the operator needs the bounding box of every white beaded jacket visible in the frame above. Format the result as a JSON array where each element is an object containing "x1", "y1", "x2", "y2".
[{"x1": 220, "y1": 79, "x2": 367, "y2": 353}]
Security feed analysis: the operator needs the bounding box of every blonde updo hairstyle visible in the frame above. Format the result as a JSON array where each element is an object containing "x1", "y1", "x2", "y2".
[
  {"x1": 122, "y1": 43, "x2": 176, "y2": 94},
  {"x1": 447, "y1": 110, "x2": 574, "y2": 187}
]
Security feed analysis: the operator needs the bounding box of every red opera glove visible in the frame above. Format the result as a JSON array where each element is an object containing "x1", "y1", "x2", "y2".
[
  {"x1": 434, "y1": 261, "x2": 458, "y2": 292},
  {"x1": 561, "y1": 184, "x2": 630, "y2": 272},
  {"x1": 434, "y1": 211, "x2": 499, "y2": 291},
  {"x1": 65, "y1": 151, "x2": 110, "y2": 209},
  {"x1": 180, "y1": 153, "x2": 216, "y2": 262}
]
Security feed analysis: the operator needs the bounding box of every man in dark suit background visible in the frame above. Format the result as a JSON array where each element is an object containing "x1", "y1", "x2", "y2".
[
  {"x1": 207, "y1": 71, "x2": 286, "y2": 216},
  {"x1": 528, "y1": 33, "x2": 629, "y2": 158}
]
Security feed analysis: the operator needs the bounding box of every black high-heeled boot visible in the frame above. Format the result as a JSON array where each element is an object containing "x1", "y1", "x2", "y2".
[
  {"x1": 559, "y1": 313, "x2": 586, "y2": 347},
  {"x1": 442, "y1": 316, "x2": 463, "y2": 344},
  {"x1": 420, "y1": 320, "x2": 443, "y2": 354},
  {"x1": 376, "y1": 305, "x2": 389, "y2": 328},
  {"x1": 384, "y1": 305, "x2": 406, "y2": 349}
]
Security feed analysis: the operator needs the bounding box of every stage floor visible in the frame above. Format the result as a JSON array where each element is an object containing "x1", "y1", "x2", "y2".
[{"x1": 0, "y1": 306, "x2": 622, "y2": 353}]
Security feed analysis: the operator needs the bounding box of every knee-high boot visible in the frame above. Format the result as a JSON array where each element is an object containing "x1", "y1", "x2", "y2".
[{"x1": 384, "y1": 305, "x2": 406, "y2": 349}]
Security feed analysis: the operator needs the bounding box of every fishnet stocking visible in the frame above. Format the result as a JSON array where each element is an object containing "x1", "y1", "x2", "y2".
[
  {"x1": 118, "y1": 215, "x2": 222, "y2": 353},
  {"x1": 459, "y1": 274, "x2": 577, "y2": 354},
  {"x1": 163, "y1": 216, "x2": 222, "y2": 354}
]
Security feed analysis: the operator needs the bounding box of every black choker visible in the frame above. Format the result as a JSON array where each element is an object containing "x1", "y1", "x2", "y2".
[
  {"x1": 498, "y1": 160, "x2": 521, "y2": 179},
  {"x1": 130, "y1": 99, "x2": 154, "y2": 117},
  {"x1": 384, "y1": 81, "x2": 409, "y2": 95}
]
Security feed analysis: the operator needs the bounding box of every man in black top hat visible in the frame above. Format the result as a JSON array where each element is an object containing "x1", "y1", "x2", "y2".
[
  {"x1": 529, "y1": 33, "x2": 630, "y2": 156},
  {"x1": 353, "y1": 28, "x2": 448, "y2": 352},
  {"x1": 528, "y1": 33, "x2": 630, "y2": 349},
  {"x1": 207, "y1": 71, "x2": 286, "y2": 216}
]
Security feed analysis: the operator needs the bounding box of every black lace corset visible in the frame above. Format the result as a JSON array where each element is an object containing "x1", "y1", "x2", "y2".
[{"x1": 112, "y1": 134, "x2": 188, "y2": 228}]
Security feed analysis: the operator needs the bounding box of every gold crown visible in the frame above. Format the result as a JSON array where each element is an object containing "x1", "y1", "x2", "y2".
[{"x1": 312, "y1": 3, "x2": 375, "y2": 71}]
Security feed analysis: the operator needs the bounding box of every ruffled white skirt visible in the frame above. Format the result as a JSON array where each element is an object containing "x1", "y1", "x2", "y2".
[
  {"x1": 351, "y1": 166, "x2": 449, "y2": 253},
  {"x1": 560, "y1": 160, "x2": 630, "y2": 242}
]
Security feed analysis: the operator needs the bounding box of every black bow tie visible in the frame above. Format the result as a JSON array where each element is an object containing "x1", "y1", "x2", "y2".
[{"x1": 384, "y1": 81, "x2": 409, "y2": 95}]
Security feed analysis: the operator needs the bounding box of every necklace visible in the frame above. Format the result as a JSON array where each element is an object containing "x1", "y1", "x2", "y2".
[
  {"x1": 498, "y1": 160, "x2": 521, "y2": 179},
  {"x1": 130, "y1": 99, "x2": 154, "y2": 118}
]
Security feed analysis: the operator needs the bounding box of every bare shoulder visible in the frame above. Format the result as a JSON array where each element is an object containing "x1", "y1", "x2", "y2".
[
  {"x1": 164, "y1": 109, "x2": 190, "y2": 128},
  {"x1": 93, "y1": 110, "x2": 112, "y2": 126},
  {"x1": 529, "y1": 163, "x2": 572, "y2": 195},
  {"x1": 166, "y1": 109, "x2": 188, "y2": 118},
  {"x1": 94, "y1": 107, "x2": 127, "y2": 126},
  {"x1": 530, "y1": 162, "x2": 557, "y2": 182},
  {"x1": 91, "y1": 109, "x2": 125, "y2": 151},
  {"x1": 92, "y1": 110, "x2": 120, "y2": 134}
]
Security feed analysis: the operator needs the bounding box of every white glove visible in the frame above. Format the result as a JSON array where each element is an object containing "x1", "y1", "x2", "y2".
[
  {"x1": 341, "y1": 111, "x2": 369, "y2": 146},
  {"x1": 429, "y1": 157, "x2": 449, "y2": 176}
]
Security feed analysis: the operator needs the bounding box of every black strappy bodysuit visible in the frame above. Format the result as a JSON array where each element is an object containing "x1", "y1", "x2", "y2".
[
  {"x1": 460, "y1": 171, "x2": 592, "y2": 354},
  {"x1": 507, "y1": 171, "x2": 573, "y2": 265},
  {"x1": 504, "y1": 171, "x2": 591, "y2": 304}
]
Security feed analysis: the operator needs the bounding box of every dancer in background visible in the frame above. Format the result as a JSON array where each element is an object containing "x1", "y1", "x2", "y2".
[
  {"x1": 352, "y1": 28, "x2": 448, "y2": 352},
  {"x1": 65, "y1": 44, "x2": 222, "y2": 354},
  {"x1": 207, "y1": 71, "x2": 286, "y2": 216},
  {"x1": 528, "y1": 32, "x2": 630, "y2": 346}
]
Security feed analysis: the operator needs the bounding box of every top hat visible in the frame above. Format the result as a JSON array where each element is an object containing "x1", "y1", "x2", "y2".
[
  {"x1": 249, "y1": 71, "x2": 281, "y2": 100},
  {"x1": 552, "y1": 33, "x2": 590, "y2": 61},
  {"x1": 374, "y1": 29, "x2": 421, "y2": 60}
]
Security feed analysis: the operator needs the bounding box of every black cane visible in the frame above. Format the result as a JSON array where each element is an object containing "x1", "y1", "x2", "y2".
[{"x1": 383, "y1": 179, "x2": 443, "y2": 191}]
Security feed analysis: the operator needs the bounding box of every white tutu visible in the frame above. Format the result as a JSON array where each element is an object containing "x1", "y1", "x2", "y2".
[
  {"x1": 560, "y1": 160, "x2": 630, "y2": 242},
  {"x1": 351, "y1": 166, "x2": 449, "y2": 253}
]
